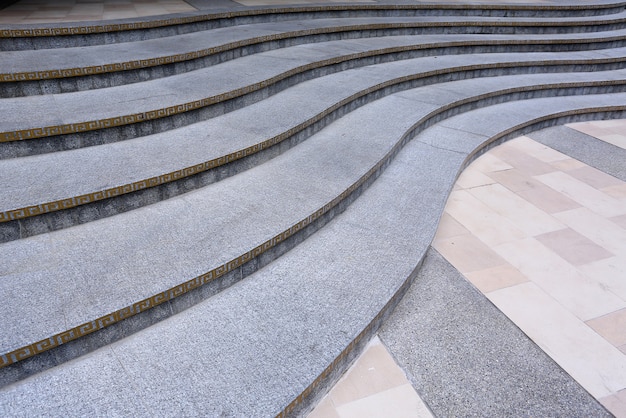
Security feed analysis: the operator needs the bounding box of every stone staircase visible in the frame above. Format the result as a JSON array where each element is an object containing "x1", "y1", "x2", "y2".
[{"x1": 0, "y1": 1, "x2": 625, "y2": 416}]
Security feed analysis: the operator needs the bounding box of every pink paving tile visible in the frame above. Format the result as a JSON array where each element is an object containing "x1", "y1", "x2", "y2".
[
  {"x1": 434, "y1": 212, "x2": 470, "y2": 240},
  {"x1": 442, "y1": 190, "x2": 528, "y2": 247},
  {"x1": 599, "y1": 388, "x2": 626, "y2": 418},
  {"x1": 550, "y1": 158, "x2": 587, "y2": 172},
  {"x1": 489, "y1": 144, "x2": 557, "y2": 176},
  {"x1": 433, "y1": 233, "x2": 508, "y2": 274},
  {"x1": 307, "y1": 396, "x2": 341, "y2": 418},
  {"x1": 466, "y1": 153, "x2": 512, "y2": 173},
  {"x1": 467, "y1": 183, "x2": 564, "y2": 237},
  {"x1": 621, "y1": 345, "x2": 626, "y2": 355},
  {"x1": 536, "y1": 172, "x2": 626, "y2": 218},
  {"x1": 516, "y1": 185, "x2": 581, "y2": 214},
  {"x1": 586, "y1": 309, "x2": 626, "y2": 348},
  {"x1": 611, "y1": 214, "x2": 626, "y2": 230},
  {"x1": 535, "y1": 228, "x2": 614, "y2": 266},
  {"x1": 334, "y1": 384, "x2": 432, "y2": 418},
  {"x1": 485, "y1": 168, "x2": 544, "y2": 193},
  {"x1": 602, "y1": 184, "x2": 626, "y2": 200},
  {"x1": 328, "y1": 339, "x2": 409, "y2": 406},
  {"x1": 464, "y1": 264, "x2": 529, "y2": 293},
  {"x1": 455, "y1": 167, "x2": 496, "y2": 189},
  {"x1": 505, "y1": 136, "x2": 570, "y2": 163},
  {"x1": 567, "y1": 166, "x2": 624, "y2": 190}
]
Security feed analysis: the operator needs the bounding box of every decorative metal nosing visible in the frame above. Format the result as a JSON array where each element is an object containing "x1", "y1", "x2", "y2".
[
  {"x1": 1, "y1": 60, "x2": 622, "y2": 223},
  {"x1": 0, "y1": 141, "x2": 390, "y2": 369}
]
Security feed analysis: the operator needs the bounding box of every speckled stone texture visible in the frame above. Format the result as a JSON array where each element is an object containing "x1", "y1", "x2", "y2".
[{"x1": 379, "y1": 248, "x2": 612, "y2": 418}]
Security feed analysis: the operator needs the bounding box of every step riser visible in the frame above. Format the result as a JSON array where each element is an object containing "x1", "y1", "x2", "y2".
[
  {"x1": 5, "y1": 33, "x2": 626, "y2": 98},
  {"x1": 0, "y1": 140, "x2": 399, "y2": 387},
  {"x1": 279, "y1": 107, "x2": 626, "y2": 417},
  {"x1": 2, "y1": 94, "x2": 624, "y2": 385},
  {"x1": 3, "y1": 40, "x2": 626, "y2": 159},
  {"x1": 2, "y1": 77, "x2": 625, "y2": 243},
  {"x1": 3, "y1": 4, "x2": 623, "y2": 51}
]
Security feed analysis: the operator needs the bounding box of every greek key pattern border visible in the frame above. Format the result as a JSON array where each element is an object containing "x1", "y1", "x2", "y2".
[
  {"x1": 3, "y1": 34, "x2": 622, "y2": 144},
  {"x1": 3, "y1": 18, "x2": 623, "y2": 83},
  {"x1": 0, "y1": 126, "x2": 394, "y2": 369},
  {"x1": 0, "y1": 101, "x2": 624, "y2": 370},
  {"x1": 2, "y1": 57, "x2": 623, "y2": 223}
]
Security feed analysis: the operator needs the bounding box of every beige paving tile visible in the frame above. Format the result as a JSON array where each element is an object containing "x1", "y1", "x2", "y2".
[
  {"x1": 567, "y1": 165, "x2": 624, "y2": 190},
  {"x1": 454, "y1": 167, "x2": 496, "y2": 189},
  {"x1": 487, "y1": 282, "x2": 626, "y2": 399},
  {"x1": 602, "y1": 184, "x2": 626, "y2": 200},
  {"x1": 464, "y1": 263, "x2": 529, "y2": 293},
  {"x1": 535, "y1": 228, "x2": 614, "y2": 266},
  {"x1": 579, "y1": 256, "x2": 626, "y2": 302},
  {"x1": 442, "y1": 190, "x2": 527, "y2": 247},
  {"x1": 493, "y1": 238, "x2": 626, "y2": 321},
  {"x1": 621, "y1": 345, "x2": 626, "y2": 356},
  {"x1": 587, "y1": 309, "x2": 626, "y2": 348},
  {"x1": 555, "y1": 208, "x2": 626, "y2": 257},
  {"x1": 549, "y1": 158, "x2": 587, "y2": 172},
  {"x1": 536, "y1": 172, "x2": 626, "y2": 218},
  {"x1": 466, "y1": 153, "x2": 513, "y2": 173},
  {"x1": 308, "y1": 336, "x2": 431, "y2": 418},
  {"x1": 307, "y1": 396, "x2": 341, "y2": 418},
  {"x1": 485, "y1": 168, "x2": 544, "y2": 193},
  {"x1": 433, "y1": 233, "x2": 507, "y2": 274},
  {"x1": 599, "y1": 389, "x2": 626, "y2": 418},
  {"x1": 516, "y1": 185, "x2": 581, "y2": 214},
  {"x1": 328, "y1": 337, "x2": 411, "y2": 407},
  {"x1": 568, "y1": 120, "x2": 626, "y2": 150},
  {"x1": 611, "y1": 214, "x2": 626, "y2": 230},
  {"x1": 335, "y1": 384, "x2": 433, "y2": 418},
  {"x1": 434, "y1": 212, "x2": 470, "y2": 240},
  {"x1": 489, "y1": 144, "x2": 557, "y2": 176},
  {"x1": 505, "y1": 136, "x2": 570, "y2": 163},
  {"x1": 467, "y1": 183, "x2": 564, "y2": 236}
]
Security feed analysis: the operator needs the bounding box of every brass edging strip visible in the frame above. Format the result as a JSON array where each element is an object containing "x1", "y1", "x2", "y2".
[
  {"x1": 1, "y1": 90, "x2": 623, "y2": 370},
  {"x1": 276, "y1": 104, "x2": 626, "y2": 417},
  {"x1": 2, "y1": 2, "x2": 625, "y2": 38},
  {"x1": 2, "y1": 60, "x2": 623, "y2": 224},
  {"x1": 2, "y1": 35, "x2": 625, "y2": 143},
  {"x1": 2, "y1": 25, "x2": 626, "y2": 83}
]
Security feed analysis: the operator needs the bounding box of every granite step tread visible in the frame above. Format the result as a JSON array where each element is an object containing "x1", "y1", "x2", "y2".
[
  {"x1": 1, "y1": 48, "x2": 625, "y2": 235},
  {"x1": 4, "y1": 11, "x2": 626, "y2": 82},
  {"x1": 2, "y1": 28, "x2": 626, "y2": 144},
  {"x1": 1, "y1": 91, "x2": 623, "y2": 415},
  {"x1": 1, "y1": 73, "x2": 624, "y2": 380}
]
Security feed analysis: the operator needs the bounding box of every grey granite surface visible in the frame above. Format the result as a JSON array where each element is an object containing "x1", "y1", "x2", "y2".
[
  {"x1": 379, "y1": 248, "x2": 612, "y2": 417},
  {"x1": 2, "y1": 53, "x2": 625, "y2": 211},
  {"x1": 529, "y1": 124, "x2": 626, "y2": 182}
]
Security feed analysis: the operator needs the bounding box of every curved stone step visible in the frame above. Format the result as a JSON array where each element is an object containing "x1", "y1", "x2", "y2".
[
  {"x1": 0, "y1": 91, "x2": 623, "y2": 414},
  {"x1": 1, "y1": 49, "x2": 626, "y2": 242},
  {"x1": 1, "y1": 73, "x2": 624, "y2": 386},
  {"x1": 2, "y1": 28, "x2": 626, "y2": 157},
  {"x1": 2, "y1": 1, "x2": 624, "y2": 51},
  {"x1": 4, "y1": 11, "x2": 626, "y2": 96}
]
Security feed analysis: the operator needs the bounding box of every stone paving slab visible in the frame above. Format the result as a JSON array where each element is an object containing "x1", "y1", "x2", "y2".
[{"x1": 379, "y1": 248, "x2": 611, "y2": 417}]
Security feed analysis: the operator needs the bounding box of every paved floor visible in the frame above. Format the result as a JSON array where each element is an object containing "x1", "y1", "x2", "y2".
[
  {"x1": 1, "y1": 1, "x2": 625, "y2": 416},
  {"x1": 310, "y1": 120, "x2": 626, "y2": 418}
]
